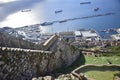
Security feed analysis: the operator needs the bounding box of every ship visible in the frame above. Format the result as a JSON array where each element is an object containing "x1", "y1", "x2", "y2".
[
  {"x1": 94, "y1": 8, "x2": 99, "y2": 11},
  {"x1": 80, "y1": 2, "x2": 91, "y2": 5},
  {"x1": 101, "y1": 30, "x2": 107, "y2": 32},
  {"x1": 55, "y1": 10, "x2": 63, "y2": 13},
  {"x1": 59, "y1": 20, "x2": 67, "y2": 23},
  {"x1": 41, "y1": 22, "x2": 53, "y2": 26},
  {"x1": 21, "y1": 9, "x2": 31, "y2": 12}
]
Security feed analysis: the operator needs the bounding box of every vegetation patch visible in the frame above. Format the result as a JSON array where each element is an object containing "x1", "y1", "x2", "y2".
[
  {"x1": 85, "y1": 70, "x2": 120, "y2": 80},
  {"x1": 85, "y1": 56, "x2": 120, "y2": 64}
]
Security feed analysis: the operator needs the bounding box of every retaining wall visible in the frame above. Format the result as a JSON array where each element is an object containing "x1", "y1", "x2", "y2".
[{"x1": 72, "y1": 64, "x2": 120, "y2": 79}]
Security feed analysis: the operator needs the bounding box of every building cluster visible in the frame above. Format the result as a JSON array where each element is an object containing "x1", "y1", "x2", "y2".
[
  {"x1": 16, "y1": 25, "x2": 41, "y2": 43},
  {"x1": 39, "y1": 28, "x2": 120, "y2": 47},
  {"x1": 111, "y1": 28, "x2": 120, "y2": 41},
  {"x1": 59, "y1": 29, "x2": 100, "y2": 42},
  {"x1": 59, "y1": 29, "x2": 102, "y2": 47}
]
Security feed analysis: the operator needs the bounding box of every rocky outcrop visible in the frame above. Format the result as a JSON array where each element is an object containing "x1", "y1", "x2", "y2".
[
  {"x1": 0, "y1": 40, "x2": 80, "y2": 80},
  {"x1": 32, "y1": 76, "x2": 54, "y2": 80},
  {"x1": 32, "y1": 74, "x2": 80, "y2": 80}
]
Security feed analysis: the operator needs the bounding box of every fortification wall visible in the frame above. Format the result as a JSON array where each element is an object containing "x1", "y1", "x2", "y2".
[{"x1": 0, "y1": 40, "x2": 80, "y2": 80}]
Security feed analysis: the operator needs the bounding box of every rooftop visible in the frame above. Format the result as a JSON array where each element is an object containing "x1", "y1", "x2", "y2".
[
  {"x1": 117, "y1": 28, "x2": 120, "y2": 33},
  {"x1": 75, "y1": 31, "x2": 82, "y2": 36},
  {"x1": 59, "y1": 31, "x2": 75, "y2": 35},
  {"x1": 111, "y1": 34, "x2": 120, "y2": 40},
  {"x1": 81, "y1": 30, "x2": 98, "y2": 38}
]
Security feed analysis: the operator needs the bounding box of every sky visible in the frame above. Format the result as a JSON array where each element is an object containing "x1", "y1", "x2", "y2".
[{"x1": 0, "y1": 0, "x2": 16, "y2": 3}]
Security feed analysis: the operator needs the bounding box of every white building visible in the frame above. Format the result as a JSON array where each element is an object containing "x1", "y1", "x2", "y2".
[
  {"x1": 59, "y1": 31, "x2": 75, "y2": 42},
  {"x1": 111, "y1": 34, "x2": 120, "y2": 41},
  {"x1": 74, "y1": 31, "x2": 82, "y2": 41},
  {"x1": 80, "y1": 29, "x2": 100, "y2": 41},
  {"x1": 117, "y1": 28, "x2": 120, "y2": 33}
]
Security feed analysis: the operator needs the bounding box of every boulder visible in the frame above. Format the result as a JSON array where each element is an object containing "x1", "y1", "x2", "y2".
[
  {"x1": 32, "y1": 77, "x2": 37, "y2": 80},
  {"x1": 43, "y1": 76, "x2": 54, "y2": 80}
]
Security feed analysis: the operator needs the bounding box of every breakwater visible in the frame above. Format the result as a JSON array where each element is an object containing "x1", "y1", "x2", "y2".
[{"x1": 40, "y1": 12, "x2": 115, "y2": 26}]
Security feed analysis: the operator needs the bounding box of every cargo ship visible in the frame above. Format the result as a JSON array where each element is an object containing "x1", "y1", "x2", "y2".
[
  {"x1": 41, "y1": 22, "x2": 53, "y2": 26},
  {"x1": 59, "y1": 20, "x2": 67, "y2": 23},
  {"x1": 94, "y1": 8, "x2": 99, "y2": 11},
  {"x1": 55, "y1": 10, "x2": 63, "y2": 13},
  {"x1": 80, "y1": 2, "x2": 91, "y2": 5},
  {"x1": 21, "y1": 9, "x2": 31, "y2": 12}
]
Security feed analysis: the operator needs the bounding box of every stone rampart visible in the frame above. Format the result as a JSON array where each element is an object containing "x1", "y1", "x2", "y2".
[{"x1": 0, "y1": 40, "x2": 80, "y2": 80}]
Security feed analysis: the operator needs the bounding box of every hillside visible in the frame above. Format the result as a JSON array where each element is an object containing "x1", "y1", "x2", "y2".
[
  {"x1": 0, "y1": 32, "x2": 42, "y2": 50},
  {"x1": 0, "y1": 24, "x2": 41, "y2": 43}
]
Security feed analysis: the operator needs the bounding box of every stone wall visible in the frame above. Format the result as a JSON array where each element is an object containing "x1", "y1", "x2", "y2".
[
  {"x1": 71, "y1": 64, "x2": 120, "y2": 80},
  {"x1": 0, "y1": 40, "x2": 80, "y2": 80}
]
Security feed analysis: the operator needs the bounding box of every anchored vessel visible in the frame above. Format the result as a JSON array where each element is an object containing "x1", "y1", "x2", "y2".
[
  {"x1": 59, "y1": 20, "x2": 67, "y2": 23},
  {"x1": 55, "y1": 10, "x2": 63, "y2": 13},
  {"x1": 80, "y1": 2, "x2": 91, "y2": 5},
  {"x1": 41, "y1": 22, "x2": 53, "y2": 26},
  {"x1": 94, "y1": 8, "x2": 99, "y2": 11},
  {"x1": 21, "y1": 9, "x2": 31, "y2": 12}
]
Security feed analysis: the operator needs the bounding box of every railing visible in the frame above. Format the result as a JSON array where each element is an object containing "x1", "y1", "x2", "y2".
[{"x1": 0, "y1": 47, "x2": 52, "y2": 53}]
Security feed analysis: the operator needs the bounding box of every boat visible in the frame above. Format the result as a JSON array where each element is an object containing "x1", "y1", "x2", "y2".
[
  {"x1": 94, "y1": 8, "x2": 99, "y2": 11},
  {"x1": 41, "y1": 22, "x2": 53, "y2": 26},
  {"x1": 59, "y1": 20, "x2": 67, "y2": 23},
  {"x1": 55, "y1": 10, "x2": 63, "y2": 13},
  {"x1": 101, "y1": 30, "x2": 107, "y2": 32},
  {"x1": 108, "y1": 28, "x2": 116, "y2": 32},
  {"x1": 80, "y1": 2, "x2": 91, "y2": 5},
  {"x1": 101, "y1": 28, "x2": 116, "y2": 33},
  {"x1": 21, "y1": 9, "x2": 31, "y2": 12}
]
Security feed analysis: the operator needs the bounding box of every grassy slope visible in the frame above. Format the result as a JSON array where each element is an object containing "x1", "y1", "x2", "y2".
[
  {"x1": 85, "y1": 71, "x2": 120, "y2": 80},
  {"x1": 55, "y1": 46, "x2": 120, "y2": 80},
  {"x1": 84, "y1": 55, "x2": 120, "y2": 80},
  {"x1": 85, "y1": 56, "x2": 120, "y2": 64}
]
